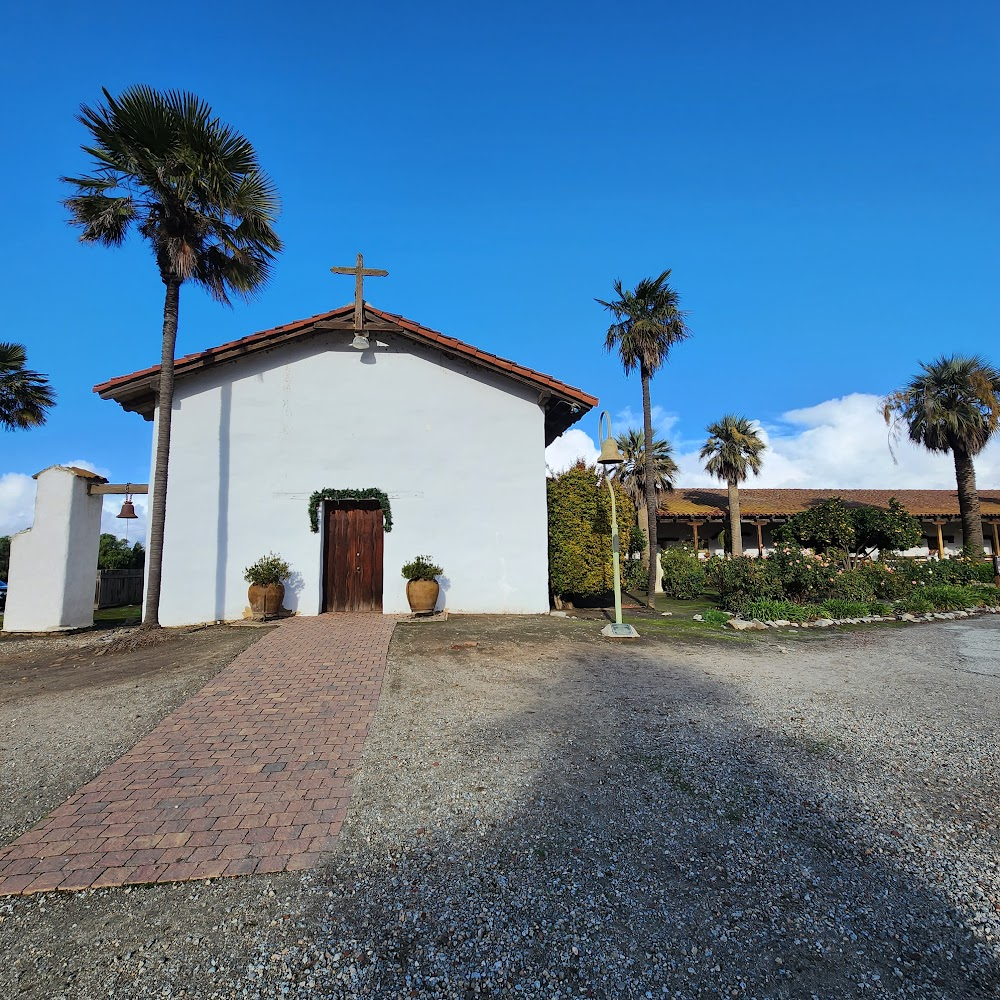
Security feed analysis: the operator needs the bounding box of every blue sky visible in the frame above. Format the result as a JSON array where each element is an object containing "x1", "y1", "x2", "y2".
[{"x1": 2, "y1": 0, "x2": 998, "y2": 535}]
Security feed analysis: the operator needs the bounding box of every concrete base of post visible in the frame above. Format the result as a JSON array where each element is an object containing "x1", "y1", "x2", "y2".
[{"x1": 601, "y1": 622, "x2": 640, "y2": 638}]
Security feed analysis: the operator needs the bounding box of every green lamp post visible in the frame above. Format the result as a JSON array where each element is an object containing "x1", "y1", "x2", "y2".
[{"x1": 597, "y1": 411, "x2": 639, "y2": 639}]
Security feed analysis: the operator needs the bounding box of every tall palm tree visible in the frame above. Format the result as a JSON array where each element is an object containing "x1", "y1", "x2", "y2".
[
  {"x1": 0, "y1": 343, "x2": 54, "y2": 431},
  {"x1": 883, "y1": 355, "x2": 1000, "y2": 555},
  {"x1": 598, "y1": 271, "x2": 690, "y2": 602},
  {"x1": 700, "y1": 415, "x2": 766, "y2": 557},
  {"x1": 63, "y1": 86, "x2": 282, "y2": 628},
  {"x1": 614, "y1": 427, "x2": 679, "y2": 564}
]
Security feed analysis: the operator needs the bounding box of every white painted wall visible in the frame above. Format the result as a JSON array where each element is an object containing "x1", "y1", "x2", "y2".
[
  {"x1": 147, "y1": 332, "x2": 551, "y2": 626},
  {"x1": 3, "y1": 467, "x2": 104, "y2": 632}
]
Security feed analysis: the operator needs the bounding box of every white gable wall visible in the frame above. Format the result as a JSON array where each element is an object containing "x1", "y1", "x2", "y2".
[{"x1": 153, "y1": 332, "x2": 550, "y2": 625}]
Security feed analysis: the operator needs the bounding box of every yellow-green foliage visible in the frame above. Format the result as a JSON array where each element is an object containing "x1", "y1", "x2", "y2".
[{"x1": 547, "y1": 463, "x2": 634, "y2": 599}]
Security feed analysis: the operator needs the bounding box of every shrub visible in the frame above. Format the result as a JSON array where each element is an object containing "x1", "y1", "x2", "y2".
[
  {"x1": 829, "y1": 570, "x2": 876, "y2": 603},
  {"x1": 401, "y1": 555, "x2": 442, "y2": 581},
  {"x1": 767, "y1": 543, "x2": 838, "y2": 602},
  {"x1": 969, "y1": 584, "x2": 1000, "y2": 607},
  {"x1": 244, "y1": 552, "x2": 290, "y2": 586},
  {"x1": 900, "y1": 584, "x2": 980, "y2": 612},
  {"x1": 702, "y1": 609, "x2": 730, "y2": 625},
  {"x1": 706, "y1": 555, "x2": 783, "y2": 612},
  {"x1": 623, "y1": 558, "x2": 648, "y2": 592},
  {"x1": 883, "y1": 555, "x2": 994, "y2": 589},
  {"x1": 658, "y1": 545, "x2": 706, "y2": 599},
  {"x1": 736, "y1": 599, "x2": 821, "y2": 623},
  {"x1": 820, "y1": 598, "x2": 878, "y2": 619},
  {"x1": 547, "y1": 463, "x2": 634, "y2": 601}
]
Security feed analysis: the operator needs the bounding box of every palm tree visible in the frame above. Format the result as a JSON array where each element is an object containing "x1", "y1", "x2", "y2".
[
  {"x1": 0, "y1": 343, "x2": 54, "y2": 431},
  {"x1": 883, "y1": 355, "x2": 1000, "y2": 555},
  {"x1": 63, "y1": 86, "x2": 282, "y2": 629},
  {"x1": 614, "y1": 427, "x2": 679, "y2": 565},
  {"x1": 598, "y1": 271, "x2": 690, "y2": 602},
  {"x1": 700, "y1": 415, "x2": 766, "y2": 557}
]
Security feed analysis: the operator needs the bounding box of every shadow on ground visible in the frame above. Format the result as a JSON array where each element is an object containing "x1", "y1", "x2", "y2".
[{"x1": 260, "y1": 617, "x2": 999, "y2": 999}]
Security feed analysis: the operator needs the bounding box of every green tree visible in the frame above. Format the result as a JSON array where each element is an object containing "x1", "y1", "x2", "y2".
[
  {"x1": 0, "y1": 343, "x2": 54, "y2": 431},
  {"x1": 98, "y1": 533, "x2": 133, "y2": 570},
  {"x1": 63, "y1": 86, "x2": 282, "y2": 628},
  {"x1": 883, "y1": 355, "x2": 1000, "y2": 555},
  {"x1": 613, "y1": 426, "x2": 678, "y2": 567},
  {"x1": 775, "y1": 498, "x2": 921, "y2": 565},
  {"x1": 598, "y1": 271, "x2": 690, "y2": 604},
  {"x1": 850, "y1": 499, "x2": 922, "y2": 560},
  {"x1": 700, "y1": 415, "x2": 766, "y2": 557},
  {"x1": 774, "y1": 498, "x2": 856, "y2": 555},
  {"x1": 98, "y1": 534, "x2": 146, "y2": 571},
  {"x1": 547, "y1": 462, "x2": 634, "y2": 603},
  {"x1": 0, "y1": 535, "x2": 9, "y2": 581}
]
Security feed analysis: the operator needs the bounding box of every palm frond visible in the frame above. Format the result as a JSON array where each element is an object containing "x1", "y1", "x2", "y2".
[
  {"x1": 597, "y1": 270, "x2": 691, "y2": 378},
  {"x1": 62, "y1": 85, "x2": 283, "y2": 301},
  {"x1": 0, "y1": 342, "x2": 55, "y2": 431},
  {"x1": 882, "y1": 354, "x2": 1000, "y2": 459},
  {"x1": 701, "y1": 414, "x2": 766, "y2": 485}
]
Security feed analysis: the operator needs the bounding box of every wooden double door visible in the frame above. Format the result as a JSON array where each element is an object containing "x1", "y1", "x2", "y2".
[{"x1": 322, "y1": 500, "x2": 384, "y2": 612}]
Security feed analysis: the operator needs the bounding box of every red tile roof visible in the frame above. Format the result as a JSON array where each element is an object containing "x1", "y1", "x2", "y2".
[
  {"x1": 93, "y1": 303, "x2": 598, "y2": 444},
  {"x1": 659, "y1": 488, "x2": 1000, "y2": 519}
]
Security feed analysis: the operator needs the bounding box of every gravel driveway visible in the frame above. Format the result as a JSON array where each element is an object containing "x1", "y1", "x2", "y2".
[{"x1": 2, "y1": 615, "x2": 998, "y2": 999}]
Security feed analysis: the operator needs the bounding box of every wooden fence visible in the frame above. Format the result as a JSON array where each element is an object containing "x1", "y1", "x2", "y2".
[{"x1": 95, "y1": 569, "x2": 143, "y2": 609}]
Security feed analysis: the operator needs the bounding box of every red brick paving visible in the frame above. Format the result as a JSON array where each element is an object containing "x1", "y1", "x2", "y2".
[{"x1": 0, "y1": 614, "x2": 395, "y2": 896}]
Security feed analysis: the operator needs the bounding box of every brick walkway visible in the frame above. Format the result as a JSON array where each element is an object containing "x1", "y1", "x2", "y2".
[{"x1": 0, "y1": 614, "x2": 396, "y2": 896}]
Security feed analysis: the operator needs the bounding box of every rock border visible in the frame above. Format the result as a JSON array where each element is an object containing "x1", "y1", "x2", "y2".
[{"x1": 712, "y1": 605, "x2": 1000, "y2": 631}]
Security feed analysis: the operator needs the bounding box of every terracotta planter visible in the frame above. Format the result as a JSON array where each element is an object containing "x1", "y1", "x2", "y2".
[
  {"x1": 248, "y1": 582, "x2": 285, "y2": 617},
  {"x1": 406, "y1": 579, "x2": 439, "y2": 614}
]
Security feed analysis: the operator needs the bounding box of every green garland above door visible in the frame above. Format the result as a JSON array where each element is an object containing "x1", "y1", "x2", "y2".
[{"x1": 308, "y1": 488, "x2": 393, "y2": 532}]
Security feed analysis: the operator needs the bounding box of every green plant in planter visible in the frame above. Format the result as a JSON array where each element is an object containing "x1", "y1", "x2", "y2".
[
  {"x1": 401, "y1": 555, "x2": 443, "y2": 581},
  {"x1": 244, "y1": 552, "x2": 290, "y2": 586}
]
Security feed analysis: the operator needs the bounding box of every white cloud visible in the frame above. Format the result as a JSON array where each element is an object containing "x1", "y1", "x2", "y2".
[
  {"x1": 62, "y1": 458, "x2": 112, "y2": 479},
  {"x1": 0, "y1": 473, "x2": 37, "y2": 536},
  {"x1": 545, "y1": 428, "x2": 600, "y2": 475},
  {"x1": 101, "y1": 495, "x2": 148, "y2": 543},
  {"x1": 0, "y1": 461, "x2": 148, "y2": 542},
  {"x1": 675, "y1": 393, "x2": 1000, "y2": 489}
]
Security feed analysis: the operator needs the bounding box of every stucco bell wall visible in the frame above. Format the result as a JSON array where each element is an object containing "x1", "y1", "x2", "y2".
[
  {"x1": 3, "y1": 467, "x2": 103, "y2": 632},
  {"x1": 151, "y1": 332, "x2": 551, "y2": 626}
]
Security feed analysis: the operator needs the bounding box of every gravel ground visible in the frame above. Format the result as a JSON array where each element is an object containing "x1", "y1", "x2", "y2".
[{"x1": 1, "y1": 615, "x2": 998, "y2": 999}]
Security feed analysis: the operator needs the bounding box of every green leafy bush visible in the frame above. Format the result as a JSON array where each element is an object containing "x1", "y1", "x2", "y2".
[
  {"x1": 702, "y1": 609, "x2": 730, "y2": 625},
  {"x1": 766, "y1": 543, "x2": 837, "y2": 602},
  {"x1": 623, "y1": 558, "x2": 648, "y2": 591},
  {"x1": 244, "y1": 552, "x2": 290, "y2": 586},
  {"x1": 829, "y1": 570, "x2": 876, "y2": 603},
  {"x1": 820, "y1": 598, "x2": 879, "y2": 619},
  {"x1": 401, "y1": 555, "x2": 442, "y2": 581},
  {"x1": 883, "y1": 556, "x2": 994, "y2": 589},
  {"x1": 706, "y1": 555, "x2": 783, "y2": 612},
  {"x1": 546, "y1": 463, "x2": 634, "y2": 601},
  {"x1": 899, "y1": 583, "x2": 991, "y2": 612},
  {"x1": 736, "y1": 599, "x2": 822, "y2": 623},
  {"x1": 658, "y1": 545, "x2": 706, "y2": 599}
]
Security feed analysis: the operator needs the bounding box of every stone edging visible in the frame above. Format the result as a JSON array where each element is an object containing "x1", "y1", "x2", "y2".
[{"x1": 715, "y1": 605, "x2": 1000, "y2": 631}]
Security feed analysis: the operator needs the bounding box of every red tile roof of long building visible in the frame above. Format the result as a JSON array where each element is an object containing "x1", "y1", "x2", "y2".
[{"x1": 659, "y1": 488, "x2": 1000, "y2": 519}]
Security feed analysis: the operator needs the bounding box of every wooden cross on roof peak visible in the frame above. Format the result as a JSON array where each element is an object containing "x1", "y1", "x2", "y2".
[{"x1": 330, "y1": 253, "x2": 389, "y2": 331}]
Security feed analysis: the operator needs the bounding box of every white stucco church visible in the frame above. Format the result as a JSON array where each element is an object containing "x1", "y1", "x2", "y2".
[{"x1": 94, "y1": 299, "x2": 596, "y2": 626}]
